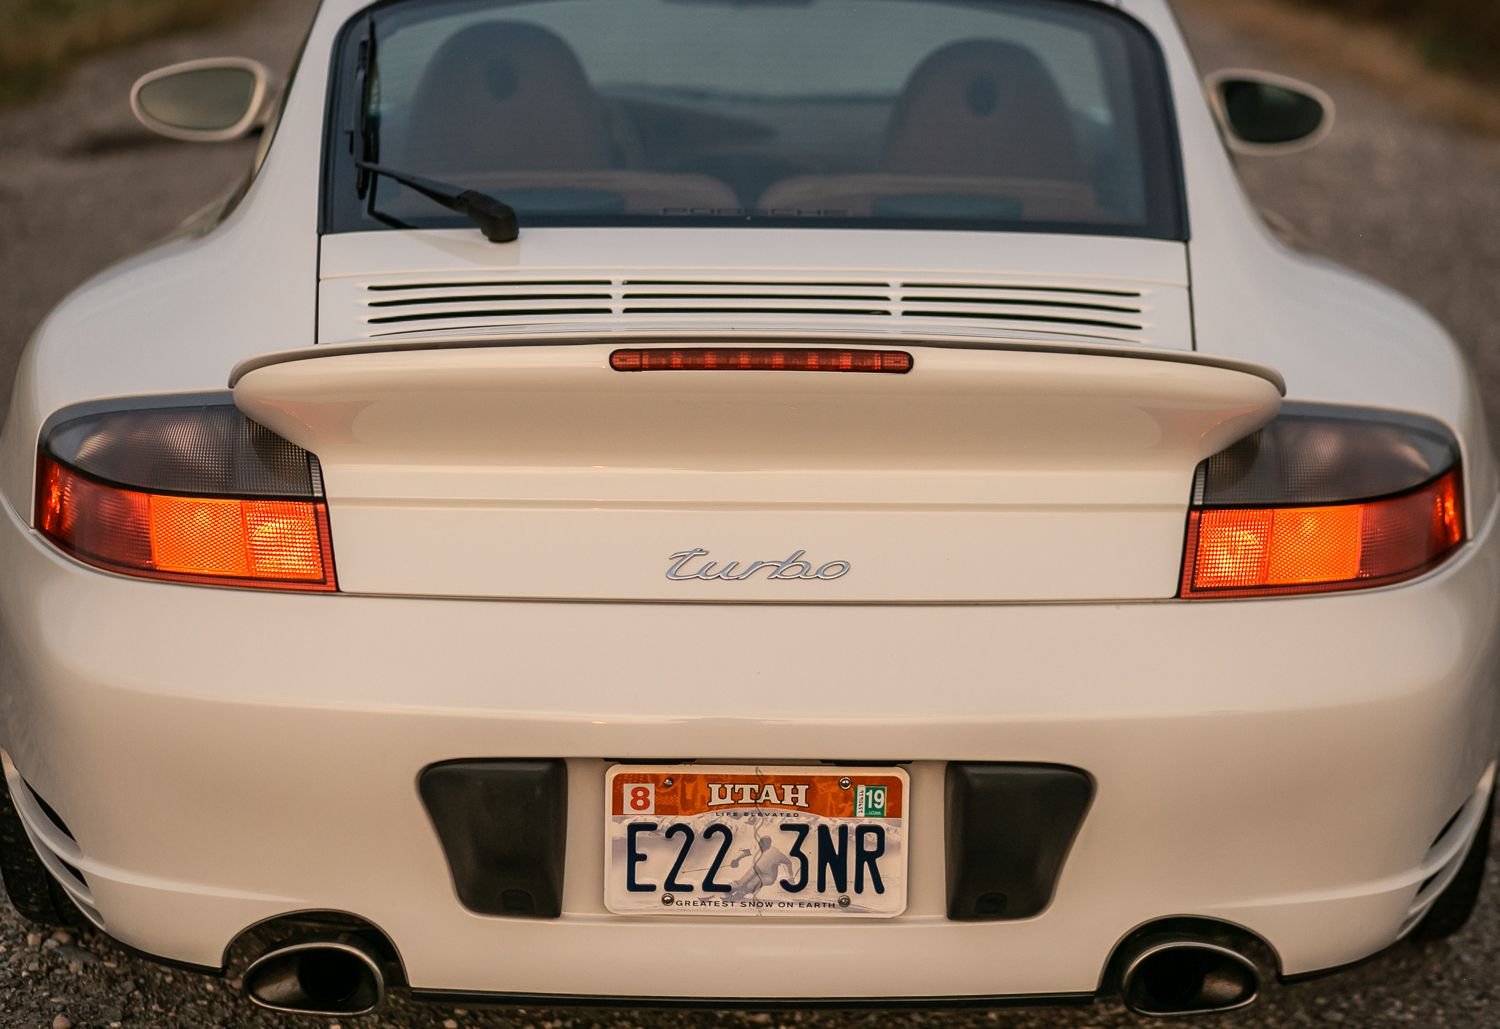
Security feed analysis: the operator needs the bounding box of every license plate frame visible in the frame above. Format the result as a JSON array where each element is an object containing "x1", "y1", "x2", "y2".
[{"x1": 604, "y1": 764, "x2": 909, "y2": 918}]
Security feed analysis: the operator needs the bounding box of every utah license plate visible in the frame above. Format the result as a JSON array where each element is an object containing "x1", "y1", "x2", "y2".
[{"x1": 604, "y1": 765, "x2": 908, "y2": 917}]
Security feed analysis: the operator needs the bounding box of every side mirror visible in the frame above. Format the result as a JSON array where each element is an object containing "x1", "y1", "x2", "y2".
[
  {"x1": 130, "y1": 57, "x2": 274, "y2": 142},
  {"x1": 1205, "y1": 69, "x2": 1335, "y2": 156}
]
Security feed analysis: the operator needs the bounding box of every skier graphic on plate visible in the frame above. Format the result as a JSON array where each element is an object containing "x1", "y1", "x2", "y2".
[{"x1": 726, "y1": 834, "x2": 793, "y2": 900}]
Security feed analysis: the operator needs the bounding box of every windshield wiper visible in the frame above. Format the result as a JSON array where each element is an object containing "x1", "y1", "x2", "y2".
[{"x1": 356, "y1": 161, "x2": 520, "y2": 243}]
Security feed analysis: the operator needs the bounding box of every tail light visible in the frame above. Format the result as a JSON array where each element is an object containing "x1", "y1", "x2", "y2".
[
  {"x1": 610, "y1": 348, "x2": 913, "y2": 373},
  {"x1": 1181, "y1": 405, "x2": 1464, "y2": 599},
  {"x1": 33, "y1": 397, "x2": 336, "y2": 591}
]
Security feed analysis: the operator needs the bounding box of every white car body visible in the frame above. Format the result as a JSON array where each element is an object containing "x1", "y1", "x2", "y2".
[{"x1": 1, "y1": 0, "x2": 1496, "y2": 1015}]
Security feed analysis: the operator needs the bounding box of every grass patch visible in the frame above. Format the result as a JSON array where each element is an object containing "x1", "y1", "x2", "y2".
[{"x1": 0, "y1": 0, "x2": 259, "y2": 107}]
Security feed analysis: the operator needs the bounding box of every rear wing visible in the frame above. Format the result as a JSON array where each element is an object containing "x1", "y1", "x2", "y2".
[{"x1": 230, "y1": 337, "x2": 1283, "y2": 602}]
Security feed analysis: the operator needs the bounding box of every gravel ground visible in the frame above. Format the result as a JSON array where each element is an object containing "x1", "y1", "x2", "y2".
[{"x1": 2, "y1": 2, "x2": 1500, "y2": 1027}]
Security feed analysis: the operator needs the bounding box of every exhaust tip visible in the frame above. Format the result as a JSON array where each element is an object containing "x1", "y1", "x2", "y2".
[
  {"x1": 243, "y1": 938, "x2": 385, "y2": 1016},
  {"x1": 1120, "y1": 937, "x2": 1260, "y2": 1018}
]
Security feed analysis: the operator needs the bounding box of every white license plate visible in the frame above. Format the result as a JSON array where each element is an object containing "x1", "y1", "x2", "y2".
[{"x1": 604, "y1": 765, "x2": 909, "y2": 917}]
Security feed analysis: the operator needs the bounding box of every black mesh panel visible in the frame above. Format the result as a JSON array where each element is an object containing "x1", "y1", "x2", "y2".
[
  {"x1": 44, "y1": 404, "x2": 320, "y2": 499},
  {"x1": 1198, "y1": 405, "x2": 1458, "y2": 507}
]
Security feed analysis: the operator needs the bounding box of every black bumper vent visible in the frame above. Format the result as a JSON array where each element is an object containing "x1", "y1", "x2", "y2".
[
  {"x1": 419, "y1": 760, "x2": 568, "y2": 919},
  {"x1": 945, "y1": 763, "x2": 1093, "y2": 921}
]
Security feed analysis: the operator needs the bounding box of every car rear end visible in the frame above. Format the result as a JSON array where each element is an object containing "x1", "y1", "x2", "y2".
[
  {"x1": 3, "y1": 329, "x2": 1499, "y2": 1016},
  {"x1": 2, "y1": 0, "x2": 1498, "y2": 1017}
]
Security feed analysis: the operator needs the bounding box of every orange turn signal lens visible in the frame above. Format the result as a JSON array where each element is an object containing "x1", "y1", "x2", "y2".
[
  {"x1": 1181, "y1": 470, "x2": 1463, "y2": 599},
  {"x1": 36, "y1": 456, "x2": 336, "y2": 591},
  {"x1": 610, "y1": 348, "x2": 913, "y2": 373}
]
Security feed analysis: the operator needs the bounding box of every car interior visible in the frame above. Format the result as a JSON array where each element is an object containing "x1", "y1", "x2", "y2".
[{"x1": 375, "y1": 18, "x2": 1129, "y2": 225}]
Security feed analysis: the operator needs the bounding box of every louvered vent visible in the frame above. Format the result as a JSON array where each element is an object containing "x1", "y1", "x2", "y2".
[{"x1": 343, "y1": 274, "x2": 1171, "y2": 344}]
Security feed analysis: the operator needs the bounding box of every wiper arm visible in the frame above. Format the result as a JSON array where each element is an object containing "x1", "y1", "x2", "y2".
[{"x1": 356, "y1": 161, "x2": 519, "y2": 243}]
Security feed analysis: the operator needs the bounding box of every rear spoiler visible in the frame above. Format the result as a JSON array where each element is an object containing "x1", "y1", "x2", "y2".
[
  {"x1": 229, "y1": 333, "x2": 1286, "y2": 395},
  {"x1": 230, "y1": 336, "x2": 1284, "y2": 602}
]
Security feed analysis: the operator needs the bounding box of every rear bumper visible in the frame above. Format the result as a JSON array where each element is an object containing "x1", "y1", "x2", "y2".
[{"x1": 1, "y1": 494, "x2": 1498, "y2": 999}]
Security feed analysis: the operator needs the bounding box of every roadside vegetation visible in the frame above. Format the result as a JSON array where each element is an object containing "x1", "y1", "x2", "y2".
[
  {"x1": 0, "y1": 0, "x2": 257, "y2": 106},
  {"x1": 1185, "y1": 0, "x2": 1500, "y2": 137},
  {"x1": 1296, "y1": 0, "x2": 1500, "y2": 85}
]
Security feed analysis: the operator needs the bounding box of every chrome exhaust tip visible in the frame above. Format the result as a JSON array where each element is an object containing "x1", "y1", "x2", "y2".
[
  {"x1": 1120, "y1": 936, "x2": 1261, "y2": 1017},
  {"x1": 243, "y1": 935, "x2": 386, "y2": 1016}
]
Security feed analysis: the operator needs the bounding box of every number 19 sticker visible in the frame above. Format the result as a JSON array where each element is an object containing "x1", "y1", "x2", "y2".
[{"x1": 856, "y1": 784, "x2": 887, "y2": 817}]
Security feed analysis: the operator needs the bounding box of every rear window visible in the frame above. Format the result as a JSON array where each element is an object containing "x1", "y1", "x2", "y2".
[{"x1": 322, "y1": 0, "x2": 1184, "y2": 239}]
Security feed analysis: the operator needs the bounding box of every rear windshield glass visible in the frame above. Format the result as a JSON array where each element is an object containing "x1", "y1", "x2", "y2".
[{"x1": 325, "y1": 0, "x2": 1184, "y2": 239}]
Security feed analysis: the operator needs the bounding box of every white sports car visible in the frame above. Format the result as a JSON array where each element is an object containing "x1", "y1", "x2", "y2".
[{"x1": 1, "y1": 0, "x2": 1495, "y2": 1019}]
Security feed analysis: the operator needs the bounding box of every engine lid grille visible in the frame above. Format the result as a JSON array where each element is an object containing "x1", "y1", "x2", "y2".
[{"x1": 321, "y1": 272, "x2": 1191, "y2": 348}]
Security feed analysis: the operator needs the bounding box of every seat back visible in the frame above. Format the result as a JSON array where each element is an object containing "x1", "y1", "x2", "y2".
[
  {"x1": 883, "y1": 39, "x2": 1083, "y2": 181},
  {"x1": 399, "y1": 21, "x2": 612, "y2": 172}
]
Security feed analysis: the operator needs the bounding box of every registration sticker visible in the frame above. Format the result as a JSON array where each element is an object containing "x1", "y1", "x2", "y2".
[{"x1": 604, "y1": 765, "x2": 908, "y2": 917}]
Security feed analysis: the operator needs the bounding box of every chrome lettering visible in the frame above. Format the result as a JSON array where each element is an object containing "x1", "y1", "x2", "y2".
[
  {"x1": 666, "y1": 548, "x2": 711, "y2": 580},
  {"x1": 768, "y1": 551, "x2": 814, "y2": 580},
  {"x1": 665, "y1": 549, "x2": 850, "y2": 583}
]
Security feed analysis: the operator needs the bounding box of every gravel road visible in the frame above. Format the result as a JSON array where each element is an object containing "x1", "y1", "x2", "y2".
[{"x1": 2, "y1": 2, "x2": 1499, "y2": 1027}]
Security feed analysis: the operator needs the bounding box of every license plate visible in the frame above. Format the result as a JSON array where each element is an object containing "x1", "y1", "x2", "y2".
[{"x1": 604, "y1": 765, "x2": 909, "y2": 917}]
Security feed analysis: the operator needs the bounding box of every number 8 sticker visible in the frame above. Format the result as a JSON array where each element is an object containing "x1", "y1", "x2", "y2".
[{"x1": 626, "y1": 783, "x2": 656, "y2": 814}]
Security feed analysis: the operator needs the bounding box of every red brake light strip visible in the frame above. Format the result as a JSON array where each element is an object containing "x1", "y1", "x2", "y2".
[{"x1": 610, "y1": 348, "x2": 912, "y2": 373}]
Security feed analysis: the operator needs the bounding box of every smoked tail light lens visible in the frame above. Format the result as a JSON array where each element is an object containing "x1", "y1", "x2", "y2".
[
  {"x1": 34, "y1": 397, "x2": 336, "y2": 591},
  {"x1": 1180, "y1": 405, "x2": 1465, "y2": 600}
]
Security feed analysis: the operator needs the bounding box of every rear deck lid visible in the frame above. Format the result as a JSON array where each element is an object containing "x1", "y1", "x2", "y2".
[{"x1": 233, "y1": 336, "x2": 1281, "y2": 603}]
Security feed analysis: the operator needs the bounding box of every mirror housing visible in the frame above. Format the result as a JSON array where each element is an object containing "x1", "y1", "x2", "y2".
[
  {"x1": 130, "y1": 57, "x2": 274, "y2": 142},
  {"x1": 1206, "y1": 69, "x2": 1335, "y2": 156}
]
